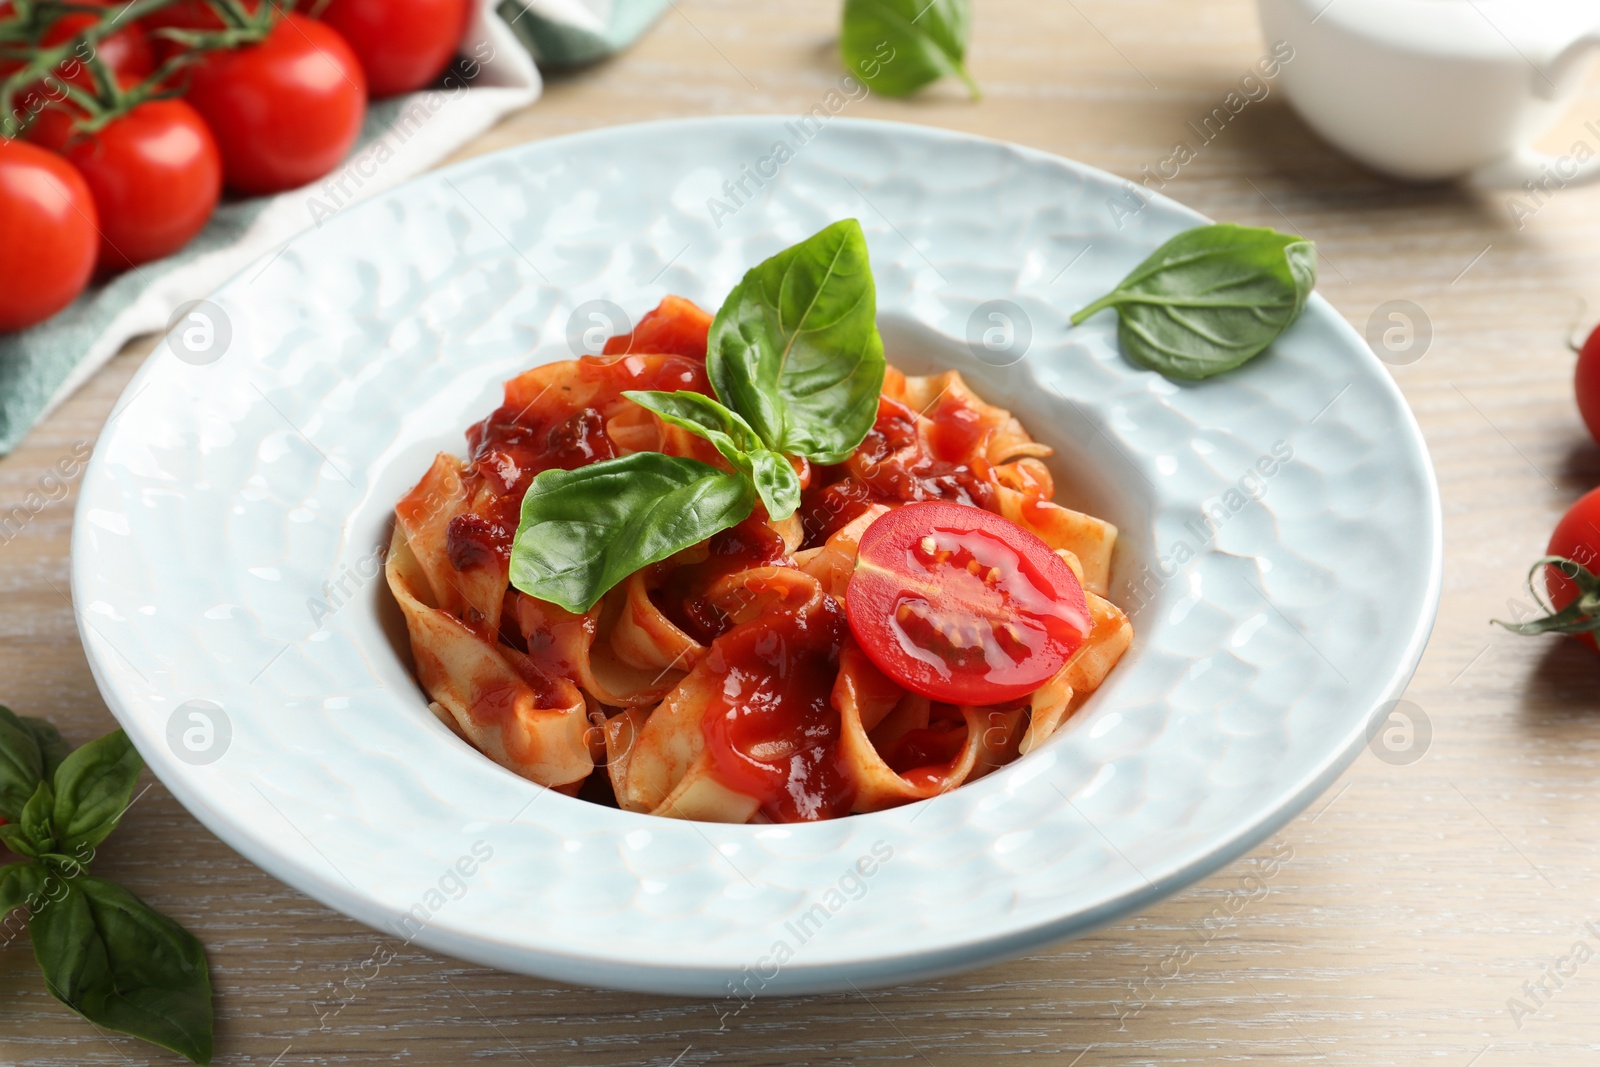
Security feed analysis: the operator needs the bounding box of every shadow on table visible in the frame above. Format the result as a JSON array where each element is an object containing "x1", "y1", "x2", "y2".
[{"x1": 1221, "y1": 99, "x2": 1515, "y2": 233}]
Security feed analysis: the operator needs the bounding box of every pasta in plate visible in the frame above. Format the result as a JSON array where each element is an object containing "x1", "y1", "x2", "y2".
[{"x1": 386, "y1": 294, "x2": 1133, "y2": 823}]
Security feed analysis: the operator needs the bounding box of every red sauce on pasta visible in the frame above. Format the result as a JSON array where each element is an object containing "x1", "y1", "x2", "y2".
[
  {"x1": 649, "y1": 513, "x2": 790, "y2": 644},
  {"x1": 799, "y1": 396, "x2": 998, "y2": 548},
  {"x1": 883, "y1": 704, "x2": 969, "y2": 777},
  {"x1": 699, "y1": 595, "x2": 855, "y2": 822},
  {"x1": 455, "y1": 353, "x2": 711, "y2": 563}
]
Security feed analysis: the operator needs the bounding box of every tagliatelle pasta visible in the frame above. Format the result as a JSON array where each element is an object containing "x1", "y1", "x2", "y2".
[{"x1": 387, "y1": 295, "x2": 1133, "y2": 822}]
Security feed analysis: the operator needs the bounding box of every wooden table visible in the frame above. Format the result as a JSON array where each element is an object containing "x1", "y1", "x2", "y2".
[{"x1": 6, "y1": 1, "x2": 1600, "y2": 1063}]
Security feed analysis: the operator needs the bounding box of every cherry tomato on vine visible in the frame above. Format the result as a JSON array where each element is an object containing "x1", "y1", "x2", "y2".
[
  {"x1": 39, "y1": 4, "x2": 155, "y2": 89},
  {"x1": 182, "y1": 13, "x2": 366, "y2": 195},
  {"x1": 0, "y1": 0, "x2": 153, "y2": 124},
  {"x1": 1506, "y1": 488, "x2": 1600, "y2": 654},
  {"x1": 30, "y1": 99, "x2": 221, "y2": 272},
  {"x1": 1575, "y1": 325, "x2": 1600, "y2": 450},
  {"x1": 139, "y1": 0, "x2": 263, "y2": 36},
  {"x1": 307, "y1": 0, "x2": 470, "y2": 98},
  {"x1": 845, "y1": 500, "x2": 1092, "y2": 704},
  {"x1": 0, "y1": 140, "x2": 99, "y2": 332}
]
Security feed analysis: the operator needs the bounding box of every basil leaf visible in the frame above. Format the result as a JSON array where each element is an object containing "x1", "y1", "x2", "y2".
[
  {"x1": 23, "y1": 717, "x2": 71, "y2": 781},
  {"x1": 52, "y1": 730, "x2": 142, "y2": 853},
  {"x1": 1071, "y1": 223, "x2": 1316, "y2": 381},
  {"x1": 32, "y1": 875, "x2": 214, "y2": 1065},
  {"x1": 841, "y1": 0, "x2": 980, "y2": 99},
  {"x1": 622, "y1": 390, "x2": 802, "y2": 521},
  {"x1": 0, "y1": 823, "x2": 40, "y2": 859},
  {"x1": 0, "y1": 861, "x2": 45, "y2": 915},
  {"x1": 746, "y1": 449, "x2": 803, "y2": 523},
  {"x1": 21, "y1": 781, "x2": 57, "y2": 852},
  {"x1": 509, "y1": 452, "x2": 755, "y2": 614},
  {"x1": 707, "y1": 219, "x2": 887, "y2": 466},
  {"x1": 623, "y1": 389, "x2": 765, "y2": 461},
  {"x1": 0, "y1": 704, "x2": 46, "y2": 822}
]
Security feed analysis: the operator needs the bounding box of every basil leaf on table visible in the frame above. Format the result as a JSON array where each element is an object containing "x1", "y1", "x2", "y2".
[
  {"x1": 51, "y1": 728, "x2": 142, "y2": 853},
  {"x1": 24, "y1": 716, "x2": 72, "y2": 781},
  {"x1": 509, "y1": 452, "x2": 756, "y2": 614},
  {"x1": 840, "y1": 0, "x2": 980, "y2": 99},
  {"x1": 707, "y1": 218, "x2": 887, "y2": 466},
  {"x1": 20, "y1": 780, "x2": 57, "y2": 853},
  {"x1": 31, "y1": 876, "x2": 214, "y2": 1065},
  {"x1": 1071, "y1": 223, "x2": 1317, "y2": 381},
  {"x1": 622, "y1": 390, "x2": 803, "y2": 521},
  {"x1": 0, "y1": 860, "x2": 45, "y2": 912},
  {"x1": 0, "y1": 704, "x2": 45, "y2": 820}
]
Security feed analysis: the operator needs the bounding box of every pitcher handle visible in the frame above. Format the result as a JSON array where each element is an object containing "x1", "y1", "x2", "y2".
[
  {"x1": 1546, "y1": 26, "x2": 1600, "y2": 98},
  {"x1": 1470, "y1": 26, "x2": 1600, "y2": 191}
]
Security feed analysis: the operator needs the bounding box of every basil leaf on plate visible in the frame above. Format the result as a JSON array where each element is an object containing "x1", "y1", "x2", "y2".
[
  {"x1": 1071, "y1": 223, "x2": 1317, "y2": 381},
  {"x1": 707, "y1": 219, "x2": 887, "y2": 466},
  {"x1": 51, "y1": 729, "x2": 142, "y2": 853},
  {"x1": 622, "y1": 390, "x2": 803, "y2": 521},
  {"x1": 0, "y1": 704, "x2": 46, "y2": 821},
  {"x1": 509, "y1": 452, "x2": 756, "y2": 614},
  {"x1": 745, "y1": 449, "x2": 804, "y2": 523},
  {"x1": 841, "y1": 0, "x2": 980, "y2": 99},
  {"x1": 31, "y1": 876, "x2": 214, "y2": 1065}
]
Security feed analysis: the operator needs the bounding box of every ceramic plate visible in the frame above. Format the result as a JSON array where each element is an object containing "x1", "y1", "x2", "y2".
[{"x1": 71, "y1": 116, "x2": 1440, "y2": 996}]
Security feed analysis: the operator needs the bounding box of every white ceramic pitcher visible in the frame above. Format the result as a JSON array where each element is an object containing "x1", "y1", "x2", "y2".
[{"x1": 1258, "y1": 0, "x2": 1600, "y2": 186}]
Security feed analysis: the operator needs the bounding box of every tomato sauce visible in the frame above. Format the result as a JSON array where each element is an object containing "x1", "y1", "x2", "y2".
[
  {"x1": 799, "y1": 396, "x2": 998, "y2": 548},
  {"x1": 648, "y1": 512, "x2": 790, "y2": 644},
  {"x1": 449, "y1": 352, "x2": 710, "y2": 571},
  {"x1": 698, "y1": 594, "x2": 856, "y2": 821},
  {"x1": 883, "y1": 703, "x2": 970, "y2": 777}
]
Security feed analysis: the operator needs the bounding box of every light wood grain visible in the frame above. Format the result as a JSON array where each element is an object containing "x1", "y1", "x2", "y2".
[{"x1": 6, "y1": 0, "x2": 1600, "y2": 1063}]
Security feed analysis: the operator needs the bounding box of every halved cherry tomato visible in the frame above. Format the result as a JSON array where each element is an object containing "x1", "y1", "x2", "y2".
[
  {"x1": 0, "y1": 139, "x2": 98, "y2": 331},
  {"x1": 30, "y1": 98, "x2": 221, "y2": 271},
  {"x1": 307, "y1": 0, "x2": 470, "y2": 98},
  {"x1": 183, "y1": 12, "x2": 365, "y2": 196},
  {"x1": 846, "y1": 500, "x2": 1090, "y2": 704}
]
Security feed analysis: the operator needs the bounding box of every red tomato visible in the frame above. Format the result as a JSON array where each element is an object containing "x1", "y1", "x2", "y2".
[
  {"x1": 42, "y1": 6, "x2": 155, "y2": 88},
  {"x1": 1576, "y1": 325, "x2": 1600, "y2": 449},
  {"x1": 0, "y1": 140, "x2": 99, "y2": 332},
  {"x1": 1540, "y1": 488, "x2": 1600, "y2": 652},
  {"x1": 30, "y1": 99, "x2": 221, "y2": 272},
  {"x1": 140, "y1": 0, "x2": 262, "y2": 35},
  {"x1": 183, "y1": 13, "x2": 366, "y2": 196},
  {"x1": 308, "y1": 0, "x2": 470, "y2": 98},
  {"x1": 140, "y1": 0, "x2": 268, "y2": 64},
  {"x1": 846, "y1": 500, "x2": 1091, "y2": 704},
  {"x1": 0, "y1": 1, "x2": 154, "y2": 127}
]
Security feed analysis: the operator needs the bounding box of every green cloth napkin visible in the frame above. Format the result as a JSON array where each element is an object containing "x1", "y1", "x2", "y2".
[
  {"x1": 0, "y1": 0, "x2": 668, "y2": 455},
  {"x1": 498, "y1": 0, "x2": 671, "y2": 68}
]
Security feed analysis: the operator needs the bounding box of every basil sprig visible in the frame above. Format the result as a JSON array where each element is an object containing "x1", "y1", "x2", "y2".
[
  {"x1": 622, "y1": 390, "x2": 803, "y2": 522},
  {"x1": 1071, "y1": 223, "x2": 1317, "y2": 381},
  {"x1": 708, "y1": 218, "x2": 887, "y2": 465},
  {"x1": 841, "y1": 0, "x2": 980, "y2": 100},
  {"x1": 0, "y1": 706, "x2": 214, "y2": 1064},
  {"x1": 509, "y1": 220, "x2": 886, "y2": 614}
]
